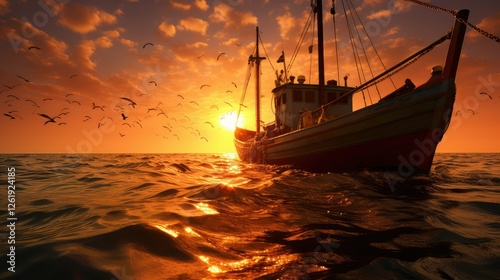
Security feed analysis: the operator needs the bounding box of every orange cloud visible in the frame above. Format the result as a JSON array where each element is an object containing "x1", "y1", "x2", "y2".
[
  {"x1": 0, "y1": 0, "x2": 9, "y2": 15},
  {"x1": 467, "y1": 11, "x2": 500, "y2": 41},
  {"x1": 276, "y1": 11, "x2": 296, "y2": 40},
  {"x1": 159, "y1": 21, "x2": 176, "y2": 38},
  {"x1": 194, "y1": 0, "x2": 209, "y2": 11},
  {"x1": 58, "y1": 3, "x2": 117, "y2": 34},
  {"x1": 177, "y1": 17, "x2": 208, "y2": 35},
  {"x1": 209, "y1": 3, "x2": 257, "y2": 31},
  {"x1": 171, "y1": 1, "x2": 191, "y2": 11}
]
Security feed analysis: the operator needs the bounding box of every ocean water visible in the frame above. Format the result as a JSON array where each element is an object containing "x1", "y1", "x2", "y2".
[{"x1": 0, "y1": 153, "x2": 499, "y2": 280}]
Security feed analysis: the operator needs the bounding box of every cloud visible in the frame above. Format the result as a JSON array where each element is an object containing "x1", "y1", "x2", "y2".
[
  {"x1": 467, "y1": 11, "x2": 500, "y2": 41},
  {"x1": 159, "y1": 21, "x2": 176, "y2": 38},
  {"x1": 0, "y1": 0, "x2": 9, "y2": 15},
  {"x1": 119, "y1": 38, "x2": 137, "y2": 48},
  {"x1": 58, "y1": 3, "x2": 117, "y2": 34},
  {"x1": 276, "y1": 11, "x2": 296, "y2": 40},
  {"x1": 171, "y1": 1, "x2": 191, "y2": 11},
  {"x1": 194, "y1": 0, "x2": 209, "y2": 11},
  {"x1": 209, "y1": 3, "x2": 257, "y2": 31},
  {"x1": 177, "y1": 17, "x2": 208, "y2": 35}
]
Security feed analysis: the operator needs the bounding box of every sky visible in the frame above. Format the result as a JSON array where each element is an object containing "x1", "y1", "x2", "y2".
[{"x1": 0, "y1": 0, "x2": 498, "y2": 153}]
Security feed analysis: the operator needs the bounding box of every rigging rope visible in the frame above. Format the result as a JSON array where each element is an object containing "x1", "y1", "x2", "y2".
[
  {"x1": 235, "y1": 48, "x2": 255, "y2": 127},
  {"x1": 404, "y1": 0, "x2": 500, "y2": 43}
]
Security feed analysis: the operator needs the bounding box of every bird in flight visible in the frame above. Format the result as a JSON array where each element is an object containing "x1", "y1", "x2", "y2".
[
  {"x1": 3, "y1": 114, "x2": 15, "y2": 119},
  {"x1": 177, "y1": 94, "x2": 184, "y2": 99},
  {"x1": 210, "y1": 105, "x2": 219, "y2": 110},
  {"x1": 217, "y1": 52, "x2": 226, "y2": 61},
  {"x1": 7, "y1": 95, "x2": 19, "y2": 100},
  {"x1": 143, "y1": 42, "x2": 154, "y2": 49},
  {"x1": 119, "y1": 133, "x2": 126, "y2": 137},
  {"x1": 468, "y1": 109, "x2": 476, "y2": 115},
  {"x1": 200, "y1": 84, "x2": 211, "y2": 90},
  {"x1": 190, "y1": 101, "x2": 199, "y2": 106},
  {"x1": 120, "y1": 97, "x2": 137, "y2": 108},
  {"x1": 38, "y1": 113, "x2": 59, "y2": 125},
  {"x1": 69, "y1": 74, "x2": 79, "y2": 79},
  {"x1": 231, "y1": 82, "x2": 237, "y2": 88},
  {"x1": 17, "y1": 75, "x2": 31, "y2": 83},
  {"x1": 150, "y1": 80, "x2": 157, "y2": 86},
  {"x1": 28, "y1": 46, "x2": 41, "y2": 51},
  {"x1": 479, "y1": 92, "x2": 493, "y2": 100},
  {"x1": 204, "y1": 121, "x2": 214, "y2": 128},
  {"x1": 92, "y1": 102, "x2": 104, "y2": 111},
  {"x1": 224, "y1": 101, "x2": 233, "y2": 108},
  {"x1": 200, "y1": 137, "x2": 208, "y2": 142},
  {"x1": 121, "y1": 113, "x2": 128, "y2": 120},
  {"x1": 162, "y1": 126, "x2": 172, "y2": 132},
  {"x1": 25, "y1": 99, "x2": 39, "y2": 107}
]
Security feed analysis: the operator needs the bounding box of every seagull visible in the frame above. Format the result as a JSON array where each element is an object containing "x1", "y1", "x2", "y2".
[
  {"x1": 3, "y1": 114, "x2": 15, "y2": 119},
  {"x1": 204, "y1": 121, "x2": 214, "y2": 128},
  {"x1": 25, "y1": 99, "x2": 39, "y2": 107},
  {"x1": 7, "y1": 95, "x2": 19, "y2": 100},
  {"x1": 119, "y1": 133, "x2": 126, "y2": 137},
  {"x1": 210, "y1": 105, "x2": 219, "y2": 110},
  {"x1": 43, "y1": 98, "x2": 52, "y2": 101},
  {"x1": 17, "y1": 75, "x2": 31, "y2": 82},
  {"x1": 231, "y1": 82, "x2": 237, "y2": 88},
  {"x1": 200, "y1": 137, "x2": 208, "y2": 142},
  {"x1": 120, "y1": 97, "x2": 137, "y2": 108},
  {"x1": 58, "y1": 122, "x2": 67, "y2": 125},
  {"x1": 177, "y1": 103, "x2": 182, "y2": 107},
  {"x1": 0, "y1": 89, "x2": 9, "y2": 93},
  {"x1": 38, "y1": 113, "x2": 59, "y2": 125},
  {"x1": 200, "y1": 84, "x2": 211, "y2": 90},
  {"x1": 69, "y1": 74, "x2": 79, "y2": 79},
  {"x1": 197, "y1": 54, "x2": 204, "y2": 59},
  {"x1": 173, "y1": 134, "x2": 179, "y2": 141},
  {"x1": 217, "y1": 52, "x2": 226, "y2": 61},
  {"x1": 162, "y1": 126, "x2": 172, "y2": 132},
  {"x1": 184, "y1": 115, "x2": 191, "y2": 121},
  {"x1": 92, "y1": 102, "x2": 104, "y2": 111},
  {"x1": 123, "y1": 123, "x2": 131, "y2": 127},
  {"x1": 468, "y1": 109, "x2": 476, "y2": 115},
  {"x1": 28, "y1": 46, "x2": 41, "y2": 51},
  {"x1": 147, "y1": 108, "x2": 157, "y2": 113},
  {"x1": 149, "y1": 80, "x2": 157, "y2": 86},
  {"x1": 479, "y1": 92, "x2": 493, "y2": 100},
  {"x1": 189, "y1": 101, "x2": 199, "y2": 106},
  {"x1": 71, "y1": 100, "x2": 81, "y2": 105},
  {"x1": 226, "y1": 90, "x2": 233, "y2": 94},
  {"x1": 455, "y1": 110, "x2": 462, "y2": 116},
  {"x1": 143, "y1": 42, "x2": 154, "y2": 49},
  {"x1": 134, "y1": 121, "x2": 142, "y2": 128},
  {"x1": 4, "y1": 84, "x2": 20, "y2": 90},
  {"x1": 224, "y1": 101, "x2": 233, "y2": 108},
  {"x1": 121, "y1": 113, "x2": 128, "y2": 120},
  {"x1": 177, "y1": 94, "x2": 184, "y2": 99}
]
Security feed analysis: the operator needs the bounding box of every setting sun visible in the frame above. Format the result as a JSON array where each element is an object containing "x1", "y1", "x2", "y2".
[{"x1": 219, "y1": 111, "x2": 239, "y2": 131}]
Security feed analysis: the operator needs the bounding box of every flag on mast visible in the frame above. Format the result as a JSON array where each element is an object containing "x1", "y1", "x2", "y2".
[{"x1": 277, "y1": 52, "x2": 285, "y2": 63}]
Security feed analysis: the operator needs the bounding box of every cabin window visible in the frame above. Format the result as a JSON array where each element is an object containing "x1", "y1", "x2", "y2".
[
  {"x1": 305, "y1": 90, "x2": 315, "y2": 103},
  {"x1": 327, "y1": 92, "x2": 337, "y2": 102},
  {"x1": 293, "y1": 90, "x2": 302, "y2": 102}
]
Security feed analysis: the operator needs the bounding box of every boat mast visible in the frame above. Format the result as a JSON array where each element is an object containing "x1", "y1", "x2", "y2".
[
  {"x1": 315, "y1": 0, "x2": 326, "y2": 103},
  {"x1": 253, "y1": 26, "x2": 266, "y2": 133}
]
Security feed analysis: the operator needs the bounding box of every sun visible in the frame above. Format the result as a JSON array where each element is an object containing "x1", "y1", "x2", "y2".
[{"x1": 219, "y1": 111, "x2": 240, "y2": 131}]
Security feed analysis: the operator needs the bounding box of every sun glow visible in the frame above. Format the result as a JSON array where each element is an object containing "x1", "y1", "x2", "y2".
[{"x1": 219, "y1": 111, "x2": 240, "y2": 131}]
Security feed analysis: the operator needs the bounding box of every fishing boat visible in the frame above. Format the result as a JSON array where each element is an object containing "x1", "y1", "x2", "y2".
[{"x1": 234, "y1": 1, "x2": 470, "y2": 173}]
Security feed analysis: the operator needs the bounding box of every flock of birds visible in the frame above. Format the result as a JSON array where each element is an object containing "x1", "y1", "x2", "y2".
[{"x1": 1, "y1": 43, "x2": 243, "y2": 145}]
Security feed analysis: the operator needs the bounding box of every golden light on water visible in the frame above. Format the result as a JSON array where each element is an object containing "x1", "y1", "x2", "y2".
[
  {"x1": 154, "y1": 224, "x2": 179, "y2": 238},
  {"x1": 195, "y1": 202, "x2": 219, "y2": 215}
]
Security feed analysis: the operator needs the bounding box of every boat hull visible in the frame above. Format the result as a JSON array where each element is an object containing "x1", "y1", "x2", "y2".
[{"x1": 234, "y1": 78, "x2": 455, "y2": 173}]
